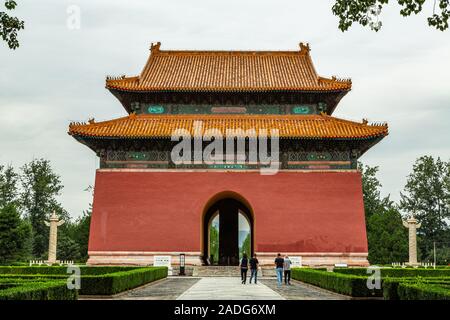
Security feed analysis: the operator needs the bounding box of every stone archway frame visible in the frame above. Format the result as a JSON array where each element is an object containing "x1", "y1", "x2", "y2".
[{"x1": 200, "y1": 191, "x2": 255, "y2": 263}]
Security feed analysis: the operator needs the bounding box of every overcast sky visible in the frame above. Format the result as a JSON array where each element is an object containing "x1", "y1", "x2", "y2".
[{"x1": 1, "y1": 1, "x2": 449, "y2": 219}]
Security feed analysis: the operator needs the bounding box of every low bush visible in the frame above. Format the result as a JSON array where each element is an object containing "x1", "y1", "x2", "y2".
[
  {"x1": 78, "y1": 267, "x2": 168, "y2": 295},
  {"x1": 397, "y1": 282, "x2": 450, "y2": 300},
  {"x1": 0, "y1": 266, "x2": 139, "y2": 276},
  {"x1": 383, "y1": 277, "x2": 450, "y2": 300},
  {"x1": 291, "y1": 268, "x2": 382, "y2": 297},
  {"x1": 0, "y1": 280, "x2": 78, "y2": 300},
  {"x1": 0, "y1": 266, "x2": 168, "y2": 297},
  {"x1": 333, "y1": 267, "x2": 450, "y2": 278}
]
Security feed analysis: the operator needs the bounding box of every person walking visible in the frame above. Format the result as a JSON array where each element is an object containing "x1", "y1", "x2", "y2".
[
  {"x1": 249, "y1": 254, "x2": 259, "y2": 284},
  {"x1": 274, "y1": 253, "x2": 284, "y2": 286},
  {"x1": 240, "y1": 253, "x2": 249, "y2": 284},
  {"x1": 283, "y1": 255, "x2": 292, "y2": 285}
]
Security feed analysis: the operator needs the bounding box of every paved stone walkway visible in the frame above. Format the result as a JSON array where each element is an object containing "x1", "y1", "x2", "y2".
[
  {"x1": 118, "y1": 278, "x2": 200, "y2": 300},
  {"x1": 106, "y1": 277, "x2": 348, "y2": 300},
  {"x1": 260, "y1": 279, "x2": 348, "y2": 300},
  {"x1": 177, "y1": 277, "x2": 284, "y2": 300}
]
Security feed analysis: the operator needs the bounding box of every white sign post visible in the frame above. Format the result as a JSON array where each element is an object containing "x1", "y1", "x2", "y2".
[
  {"x1": 154, "y1": 255, "x2": 172, "y2": 275},
  {"x1": 290, "y1": 256, "x2": 302, "y2": 268}
]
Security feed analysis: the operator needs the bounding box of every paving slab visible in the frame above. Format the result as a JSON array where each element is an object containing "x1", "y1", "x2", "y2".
[
  {"x1": 177, "y1": 277, "x2": 285, "y2": 300},
  {"x1": 118, "y1": 277, "x2": 201, "y2": 300},
  {"x1": 260, "y1": 279, "x2": 348, "y2": 300}
]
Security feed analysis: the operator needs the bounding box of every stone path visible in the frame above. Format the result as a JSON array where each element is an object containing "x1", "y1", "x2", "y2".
[
  {"x1": 118, "y1": 278, "x2": 200, "y2": 300},
  {"x1": 106, "y1": 276, "x2": 348, "y2": 300},
  {"x1": 177, "y1": 277, "x2": 284, "y2": 300},
  {"x1": 260, "y1": 279, "x2": 348, "y2": 300}
]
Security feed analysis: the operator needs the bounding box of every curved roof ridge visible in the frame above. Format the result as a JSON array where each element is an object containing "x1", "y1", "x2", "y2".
[{"x1": 104, "y1": 42, "x2": 352, "y2": 93}]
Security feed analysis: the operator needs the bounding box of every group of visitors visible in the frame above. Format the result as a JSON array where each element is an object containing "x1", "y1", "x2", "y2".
[
  {"x1": 239, "y1": 252, "x2": 292, "y2": 286},
  {"x1": 239, "y1": 253, "x2": 259, "y2": 284}
]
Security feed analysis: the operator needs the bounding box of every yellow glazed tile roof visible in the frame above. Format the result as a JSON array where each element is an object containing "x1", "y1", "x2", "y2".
[
  {"x1": 69, "y1": 114, "x2": 388, "y2": 139},
  {"x1": 105, "y1": 42, "x2": 352, "y2": 92}
]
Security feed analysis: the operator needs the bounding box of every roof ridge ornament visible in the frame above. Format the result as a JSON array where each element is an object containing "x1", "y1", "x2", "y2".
[
  {"x1": 150, "y1": 41, "x2": 161, "y2": 53},
  {"x1": 299, "y1": 42, "x2": 310, "y2": 54}
]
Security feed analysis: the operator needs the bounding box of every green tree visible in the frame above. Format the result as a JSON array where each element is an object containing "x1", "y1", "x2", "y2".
[
  {"x1": 332, "y1": 0, "x2": 449, "y2": 32},
  {"x1": 1, "y1": 1, "x2": 24, "y2": 49},
  {"x1": 20, "y1": 159, "x2": 67, "y2": 258},
  {"x1": 209, "y1": 224, "x2": 219, "y2": 264},
  {"x1": 400, "y1": 156, "x2": 450, "y2": 262},
  {"x1": 239, "y1": 233, "x2": 251, "y2": 260},
  {"x1": 71, "y1": 208, "x2": 91, "y2": 261},
  {"x1": 0, "y1": 204, "x2": 31, "y2": 264},
  {"x1": 359, "y1": 162, "x2": 408, "y2": 264},
  {"x1": 0, "y1": 164, "x2": 19, "y2": 207},
  {"x1": 367, "y1": 207, "x2": 408, "y2": 263}
]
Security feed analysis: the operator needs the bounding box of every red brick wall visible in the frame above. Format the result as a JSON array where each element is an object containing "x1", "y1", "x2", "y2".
[{"x1": 88, "y1": 170, "x2": 368, "y2": 254}]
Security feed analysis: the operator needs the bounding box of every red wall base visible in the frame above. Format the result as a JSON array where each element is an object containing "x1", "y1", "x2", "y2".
[{"x1": 88, "y1": 170, "x2": 368, "y2": 266}]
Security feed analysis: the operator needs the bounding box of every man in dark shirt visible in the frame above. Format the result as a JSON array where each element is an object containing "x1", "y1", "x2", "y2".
[
  {"x1": 249, "y1": 254, "x2": 259, "y2": 284},
  {"x1": 274, "y1": 253, "x2": 284, "y2": 286}
]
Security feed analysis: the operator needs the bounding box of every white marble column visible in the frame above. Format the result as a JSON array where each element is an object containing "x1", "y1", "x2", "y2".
[
  {"x1": 403, "y1": 214, "x2": 421, "y2": 266},
  {"x1": 44, "y1": 212, "x2": 64, "y2": 264}
]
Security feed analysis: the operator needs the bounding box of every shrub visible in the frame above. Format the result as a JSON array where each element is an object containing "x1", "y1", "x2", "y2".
[
  {"x1": 397, "y1": 282, "x2": 450, "y2": 300},
  {"x1": 0, "y1": 266, "x2": 168, "y2": 296},
  {"x1": 0, "y1": 280, "x2": 77, "y2": 300},
  {"x1": 333, "y1": 267, "x2": 450, "y2": 278},
  {"x1": 383, "y1": 278, "x2": 450, "y2": 300},
  {"x1": 0, "y1": 266, "x2": 139, "y2": 276},
  {"x1": 79, "y1": 267, "x2": 168, "y2": 295},
  {"x1": 291, "y1": 268, "x2": 382, "y2": 297}
]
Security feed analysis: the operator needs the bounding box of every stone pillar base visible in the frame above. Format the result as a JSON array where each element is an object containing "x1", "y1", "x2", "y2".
[
  {"x1": 87, "y1": 251, "x2": 202, "y2": 266},
  {"x1": 255, "y1": 252, "x2": 369, "y2": 267},
  {"x1": 87, "y1": 251, "x2": 368, "y2": 267}
]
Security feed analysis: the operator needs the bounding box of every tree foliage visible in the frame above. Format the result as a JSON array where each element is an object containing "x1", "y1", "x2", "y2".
[
  {"x1": 400, "y1": 156, "x2": 450, "y2": 262},
  {"x1": 0, "y1": 159, "x2": 92, "y2": 264},
  {"x1": 359, "y1": 162, "x2": 408, "y2": 264},
  {"x1": 20, "y1": 159, "x2": 67, "y2": 258},
  {"x1": 0, "y1": 204, "x2": 31, "y2": 264},
  {"x1": 0, "y1": 164, "x2": 19, "y2": 207},
  {"x1": 0, "y1": 1, "x2": 24, "y2": 49},
  {"x1": 209, "y1": 223, "x2": 219, "y2": 264},
  {"x1": 332, "y1": 0, "x2": 449, "y2": 32}
]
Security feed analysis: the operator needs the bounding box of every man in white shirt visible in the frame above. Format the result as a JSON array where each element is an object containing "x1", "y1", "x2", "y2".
[{"x1": 283, "y1": 255, "x2": 292, "y2": 285}]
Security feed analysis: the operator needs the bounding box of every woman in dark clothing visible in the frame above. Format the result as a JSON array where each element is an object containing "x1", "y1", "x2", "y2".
[{"x1": 240, "y1": 253, "x2": 249, "y2": 284}]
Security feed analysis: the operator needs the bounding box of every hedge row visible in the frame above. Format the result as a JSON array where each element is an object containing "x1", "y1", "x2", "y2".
[
  {"x1": 291, "y1": 268, "x2": 382, "y2": 297},
  {"x1": 0, "y1": 266, "x2": 139, "y2": 276},
  {"x1": 78, "y1": 267, "x2": 168, "y2": 295},
  {"x1": 0, "y1": 280, "x2": 78, "y2": 300},
  {"x1": 0, "y1": 266, "x2": 168, "y2": 297},
  {"x1": 383, "y1": 278, "x2": 450, "y2": 300},
  {"x1": 397, "y1": 282, "x2": 450, "y2": 300},
  {"x1": 333, "y1": 267, "x2": 450, "y2": 278}
]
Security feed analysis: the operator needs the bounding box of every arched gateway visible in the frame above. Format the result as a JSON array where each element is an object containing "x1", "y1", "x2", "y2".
[{"x1": 202, "y1": 192, "x2": 254, "y2": 266}]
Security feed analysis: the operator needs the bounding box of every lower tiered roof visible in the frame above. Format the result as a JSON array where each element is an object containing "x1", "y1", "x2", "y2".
[{"x1": 69, "y1": 114, "x2": 388, "y2": 139}]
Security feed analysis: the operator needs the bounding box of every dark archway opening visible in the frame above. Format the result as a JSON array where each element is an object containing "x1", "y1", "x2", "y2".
[{"x1": 202, "y1": 198, "x2": 253, "y2": 266}]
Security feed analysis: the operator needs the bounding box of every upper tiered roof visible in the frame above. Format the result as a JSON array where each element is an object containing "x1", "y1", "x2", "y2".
[
  {"x1": 106, "y1": 42, "x2": 352, "y2": 93},
  {"x1": 69, "y1": 113, "x2": 387, "y2": 139}
]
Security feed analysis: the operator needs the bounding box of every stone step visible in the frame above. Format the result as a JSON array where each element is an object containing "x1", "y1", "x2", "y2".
[{"x1": 192, "y1": 266, "x2": 277, "y2": 277}]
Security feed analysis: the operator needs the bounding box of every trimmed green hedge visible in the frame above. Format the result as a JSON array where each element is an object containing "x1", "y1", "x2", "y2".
[
  {"x1": 333, "y1": 267, "x2": 450, "y2": 278},
  {"x1": 383, "y1": 278, "x2": 450, "y2": 300},
  {"x1": 0, "y1": 266, "x2": 139, "y2": 276},
  {"x1": 78, "y1": 267, "x2": 168, "y2": 295},
  {"x1": 0, "y1": 266, "x2": 168, "y2": 297},
  {"x1": 291, "y1": 268, "x2": 382, "y2": 297},
  {"x1": 397, "y1": 282, "x2": 450, "y2": 300},
  {"x1": 0, "y1": 280, "x2": 78, "y2": 300}
]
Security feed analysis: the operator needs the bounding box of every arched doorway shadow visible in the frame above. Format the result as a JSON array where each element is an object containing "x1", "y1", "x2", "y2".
[{"x1": 202, "y1": 192, "x2": 254, "y2": 266}]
